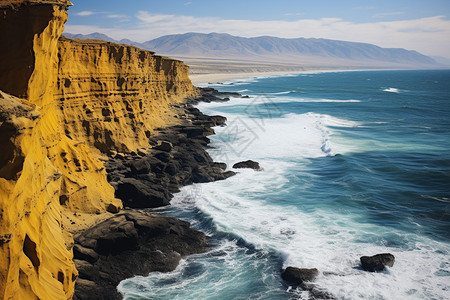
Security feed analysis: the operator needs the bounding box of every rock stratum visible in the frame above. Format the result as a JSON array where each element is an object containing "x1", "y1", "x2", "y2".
[{"x1": 0, "y1": 1, "x2": 199, "y2": 299}]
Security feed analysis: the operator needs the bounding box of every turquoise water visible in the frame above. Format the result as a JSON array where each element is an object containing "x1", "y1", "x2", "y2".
[{"x1": 118, "y1": 70, "x2": 450, "y2": 299}]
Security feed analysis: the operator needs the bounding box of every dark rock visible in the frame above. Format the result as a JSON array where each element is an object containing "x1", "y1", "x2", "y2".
[
  {"x1": 209, "y1": 115, "x2": 227, "y2": 126},
  {"x1": 153, "y1": 141, "x2": 173, "y2": 152},
  {"x1": 154, "y1": 151, "x2": 171, "y2": 163},
  {"x1": 128, "y1": 159, "x2": 151, "y2": 174},
  {"x1": 73, "y1": 211, "x2": 208, "y2": 300},
  {"x1": 73, "y1": 244, "x2": 99, "y2": 263},
  {"x1": 74, "y1": 259, "x2": 95, "y2": 280},
  {"x1": 73, "y1": 279, "x2": 106, "y2": 300},
  {"x1": 281, "y1": 267, "x2": 319, "y2": 285},
  {"x1": 360, "y1": 253, "x2": 395, "y2": 272},
  {"x1": 90, "y1": 88, "x2": 242, "y2": 299},
  {"x1": 222, "y1": 170, "x2": 236, "y2": 179},
  {"x1": 213, "y1": 162, "x2": 227, "y2": 170},
  {"x1": 232, "y1": 160, "x2": 261, "y2": 171},
  {"x1": 106, "y1": 203, "x2": 121, "y2": 213},
  {"x1": 115, "y1": 178, "x2": 170, "y2": 208}
]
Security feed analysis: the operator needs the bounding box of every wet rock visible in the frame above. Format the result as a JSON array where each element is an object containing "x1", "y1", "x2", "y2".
[
  {"x1": 281, "y1": 267, "x2": 319, "y2": 285},
  {"x1": 232, "y1": 160, "x2": 261, "y2": 171},
  {"x1": 209, "y1": 115, "x2": 227, "y2": 126},
  {"x1": 214, "y1": 162, "x2": 227, "y2": 170},
  {"x1": 73, "y1": 211, "x2": 208, "y2": 300},
  {"x1": 360, "y1": 253, "x2": 395, "y2": 272},
  {"x1": 87, "y1": 88, "x2": 241, "y2": 299}
]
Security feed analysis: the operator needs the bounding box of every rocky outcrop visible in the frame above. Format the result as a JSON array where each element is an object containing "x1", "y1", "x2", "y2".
[
  {"x1": 281, "y1": 267, "x2": 319, "y2": 285},
  {"x1": 0, "y1": 1, "x2": 197, "y2": 299},
  {"x1": 360, "y1": 253, "x2": 395, "y2": 272},
  {"x1": 54, "y1": 37, "x2": 197, "y2": 214},
  {"x1": 107, "y1": 97, "x2": 236, "y2": 210},
  {"x1": 232, "y1": 160, "x2": 261, "y2": 171},
  {"x1": 73, "y1": 210, "x2": 208, "y2": 300},
  {"x1": 282, "y1": 266, "x2": 336, "y2": 299}
]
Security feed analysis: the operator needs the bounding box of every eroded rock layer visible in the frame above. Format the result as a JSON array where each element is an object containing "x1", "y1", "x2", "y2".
[{"x1": 0, "y1": 1, "x2": 197, "y2": 299}]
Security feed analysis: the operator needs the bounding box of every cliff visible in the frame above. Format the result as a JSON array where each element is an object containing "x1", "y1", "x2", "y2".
[{"x1": 0, "y1": 1, "x2": 197, "y2": 299}]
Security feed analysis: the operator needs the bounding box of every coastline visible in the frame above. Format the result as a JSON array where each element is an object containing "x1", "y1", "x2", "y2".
[
  {"x1": 189, "y1": 68, "x2": 363, "y2": 85},
  {"x1": 72, "y1": 88, "x2": 243, "y2": 299}
]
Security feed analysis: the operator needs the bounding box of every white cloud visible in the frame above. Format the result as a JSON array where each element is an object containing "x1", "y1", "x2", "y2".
[
  {"x1": 74, "y1": 11, "x2": 95, "y2": 17},
  {"x1": 373, "y1": 11, "x2": 405, "y2": 18},
  {"x1": 65, "y1": 13, "x2": 450, "y2": 58},
  {"x1": 184, "y1": 1, "x2": 192, "y2": 5},
  {"x1": 107, "y1": 14, "x2": 127, "y2": 19}
]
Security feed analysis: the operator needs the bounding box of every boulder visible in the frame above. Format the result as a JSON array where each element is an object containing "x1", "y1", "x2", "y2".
[
  {"x1": 73, "y1": 244, "x2": 99, "y2": 263},
  {"x1": 281, "y1": 267, "x2": 319, "y2": 285},
  {"x1": 74, "y1": 259, "x2": 95, "y2": 281},
  {"x1": 106, "y1": 202, "x2": 121, "y2": 213},
  {"x1": 73, "y1": 279, "x2": 103, "y2": 300},
  {"x1": 232, "y1": 160, "x2": 261, "y2": 171},
  {"x1": 360, "y1": 253, "x2": 395, "y2": 272},
  {"x1": 115, "y1": 178, "x2": 170, "y2": 208},
  {"x1": 73, "y1": 211, "x2": 208, "y2": 300},
  {"x1": 153, "y1": 141, "x2": 173, "y2": 152}
]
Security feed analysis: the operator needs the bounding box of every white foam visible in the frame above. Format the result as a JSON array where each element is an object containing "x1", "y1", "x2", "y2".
[
  {"x1": 264, "y1": 91, "x2": 294, "y2": 95},
  {"x1": 174, "y1": 168, "x2": 450, "y2": 299},
  {"x1": 383, "y1": 87, "x2": 401, "y2": 93},
  {"x1": 207, "y1": 112, "x2": 352, "y2": 163},
  {"x1": 191, "y1": 92, "x2": 450, "y2": 299}
]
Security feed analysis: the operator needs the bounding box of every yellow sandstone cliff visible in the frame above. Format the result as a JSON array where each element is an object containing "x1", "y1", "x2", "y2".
[{"x1": 0, "y1": 1, "x2": 197, "y2": 299}]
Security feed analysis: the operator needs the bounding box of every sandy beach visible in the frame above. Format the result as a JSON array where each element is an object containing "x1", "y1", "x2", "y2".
[
  {"x1": 181, "y1": 57, "x2": 383, "y2": 85},
  {"x1": 188, "y1": 68, "x2": 365, "y2": 85},
  {"x1": 189, "y1": 71, "x2": 300, "y2": 84}
]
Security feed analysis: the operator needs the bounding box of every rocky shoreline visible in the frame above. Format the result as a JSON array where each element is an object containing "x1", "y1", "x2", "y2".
[
  {"x1": 71, "y1": 87, "x2": 395, "y2": 300},
  {"x1": 73, "y1": 88, "x2": 243, "y2": 299}
]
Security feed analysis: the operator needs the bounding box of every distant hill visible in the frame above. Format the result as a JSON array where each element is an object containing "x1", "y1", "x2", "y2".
[
  {"x1": 63, "y1": 32, "x2": 117, "y2": 43},
  {"x1": 63, "y1": 32, "x2": 439, "y2": 68}
]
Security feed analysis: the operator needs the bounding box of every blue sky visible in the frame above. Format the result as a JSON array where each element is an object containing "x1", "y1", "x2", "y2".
[{"x1": 65, "y1": 0, "x2": 450, "y2": 58}]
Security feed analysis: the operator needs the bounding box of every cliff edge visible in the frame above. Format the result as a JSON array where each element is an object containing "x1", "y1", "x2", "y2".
[{"x1": 0, "y1": 1, "x2": 197, "y2": 299}]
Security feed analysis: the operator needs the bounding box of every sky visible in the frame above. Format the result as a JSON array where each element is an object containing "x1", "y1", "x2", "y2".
[{"x1": 65, "y1": 0, "x2": 450, "y2": 59}]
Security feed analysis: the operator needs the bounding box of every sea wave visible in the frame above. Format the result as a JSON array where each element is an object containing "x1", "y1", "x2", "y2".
[{"x1": 383, "y1": 87, "x2": 404, "y2": 93}]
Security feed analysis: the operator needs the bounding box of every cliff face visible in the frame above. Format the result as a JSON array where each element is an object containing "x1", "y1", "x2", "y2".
[
  {"x1": 55, "y1": 38, "x2": 196, "y2": 213},
  {"x1": 0, "y1": 1, "x2": 197, "y2": 299},
  {"x1": 56, "y1": 37, "x2": 195, "y2": 154}
]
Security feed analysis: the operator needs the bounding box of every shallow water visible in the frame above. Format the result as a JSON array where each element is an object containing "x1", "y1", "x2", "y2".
[{"x1": 119, "y1": 70, "x2": 450, "y2": 299}]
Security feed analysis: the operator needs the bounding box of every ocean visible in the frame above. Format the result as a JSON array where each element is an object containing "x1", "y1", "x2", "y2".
[{"x1": 118, "y1": 70, "x2": 450, "y2": 299}]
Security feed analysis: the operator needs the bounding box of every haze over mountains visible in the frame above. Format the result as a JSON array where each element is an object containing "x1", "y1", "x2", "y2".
[{"x1": 64, "y1": 32, "x2": 441, "y2": 69}]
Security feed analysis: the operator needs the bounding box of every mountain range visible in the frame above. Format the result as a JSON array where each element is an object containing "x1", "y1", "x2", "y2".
[{"x1": 63, "y1": 32, "x2": 441, "y2": 68}]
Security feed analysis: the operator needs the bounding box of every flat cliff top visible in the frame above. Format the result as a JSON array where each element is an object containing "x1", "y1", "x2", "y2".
[
  {"x1": 60, "y1": 35, "x2": 191, "y2": 63},
  {"x1": 0, "y1": 0, "x2": 73, "y2": 8},
  {"x1": 60, "y1": 35, "x2": 154, "y2": 52}
]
